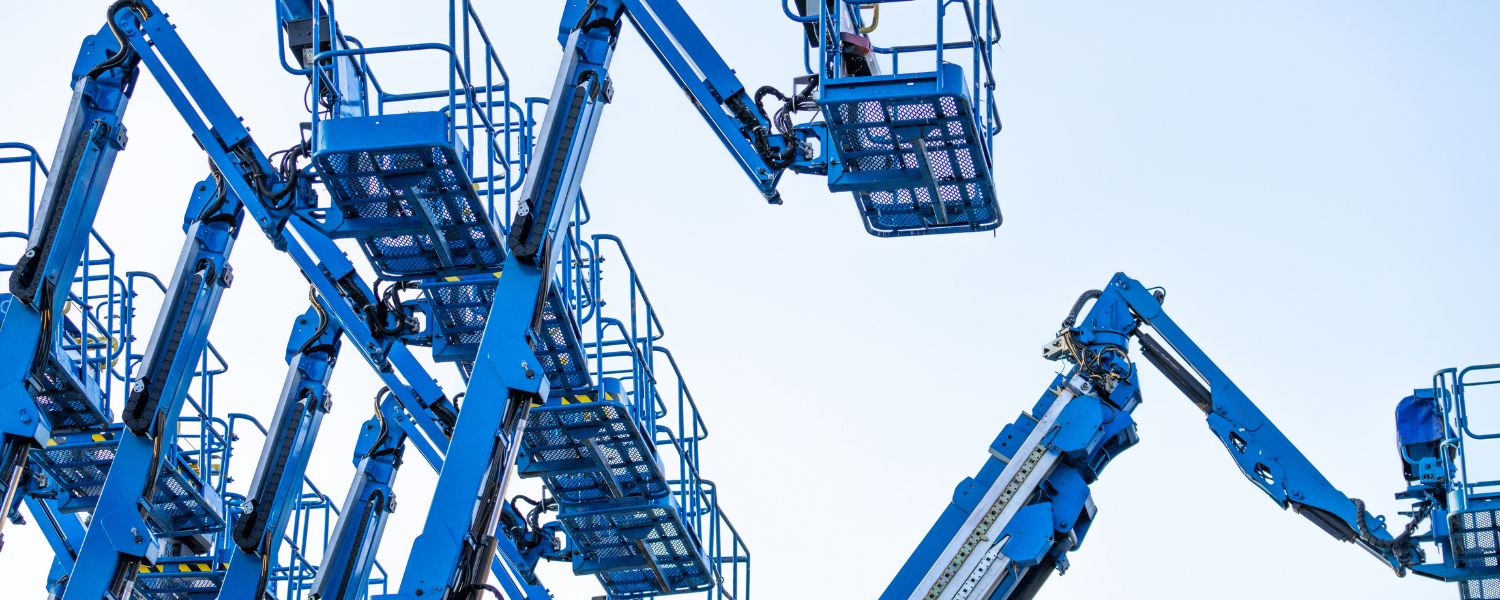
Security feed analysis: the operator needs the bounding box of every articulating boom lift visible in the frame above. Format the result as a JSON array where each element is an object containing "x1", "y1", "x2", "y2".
[
  {"x1": 885, "y1": 273, "x2": 1499, "y2": 600},
  {"x1": 2, "y1": 0, "x2": 1001, "y2": 598}
]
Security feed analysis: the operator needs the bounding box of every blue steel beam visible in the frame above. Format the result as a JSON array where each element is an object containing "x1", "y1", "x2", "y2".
[
  {"x1": 394, "y1": 11, "x2": 619, "y2": 595},
  {"x1": 62, "y1": 169, "x2": 242, "y2": 598},
  {"x1": 310, "y1": 394, "x2": 406, "y2": 600},
  {"x1": 90, "y1": 0, "x2": 459, "y2": 461},
  {"x1": 1111, "y1": 273, "x2": 1415, "y2": 572},
  {"x1": 887, "y1": 273, "x2": 1415, "y2": 600},
  {"x1": 0, "y1": 24, "x2": 136, "y2": 544},
  {"x1": 217, "y1": 305, "x2": 344, "y2": 599}
]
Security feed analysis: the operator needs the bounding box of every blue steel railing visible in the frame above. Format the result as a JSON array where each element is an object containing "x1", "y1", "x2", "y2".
[
  {"x1": 297, "y1": 0, "x2": 528, "y2": 225},
  {"x1": 578, "y1": 234, "x2": 752, "y2": 599},
  {"x1": 0, "y1": 143, "x2": 127, "y2": 416},
  {"x1": 1434, "y1": 365, "x2": 1500, "y2": 514},
  {"x1": 783, "y1": 0, "x2": 1002, "y2": 158}
]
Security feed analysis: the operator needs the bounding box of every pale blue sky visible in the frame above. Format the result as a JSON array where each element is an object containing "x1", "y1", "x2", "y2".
[{"x1": 1, "y1": 2, "x2": 1497, "y2": 599}]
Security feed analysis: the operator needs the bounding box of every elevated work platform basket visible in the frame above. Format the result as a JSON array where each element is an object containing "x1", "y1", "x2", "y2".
[
  {"x1": 561, "y1": 497, "x2": 716, "y2": 597},
  {"x1": 30, "y1": 426, "x2": 224, "y2": 538},
  {"x1": 822, "y1": 62, "x2": 999, "y2": 237},
  {"x1": 28, "y1": 351, "x2": 110, "y2": 432},
  {"x1": 315, "y1": 112, "x2": 506, "y2": 280},
  {"x1": 518, "y1": 383, "x2": 669, "y2": 505}
]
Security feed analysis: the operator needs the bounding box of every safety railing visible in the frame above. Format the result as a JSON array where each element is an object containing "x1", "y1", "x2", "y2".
[
  {"x1": 784, "y1": 0, "x2": 1002, "y2": 153},
  {"x1": 1436, "y1": 365, "x2": 1500, "y2": 514},
  {"x1": 300, "y1": 0, "x2": 528, "y2": 223},
  {"x1": 0, "y1": 142, "x2": 128, "y2": 414},
  {"x1": 579, "y1": 233, "x2": 748, "y2": 598}
]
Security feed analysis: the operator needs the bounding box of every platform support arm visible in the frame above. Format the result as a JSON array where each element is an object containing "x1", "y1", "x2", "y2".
[
  {"x1": 0, "y1": 21, "x2": 138, "y2": 516},
  {"x1": 217, "y1": 305, "x2": 344, "y2": 599},
  {"x1": 61, "y1": 172, "x2": 242, "y2": 599},
  {"x1": 394, "y1": 16, "x2": 617, "y2": 598},
  {"x1": 610, "y1": 0, "x2": 792, "y2": 203},
  {"x1": 1109, "y1": 272, "x2": 1420, "y2": 574},
  {"x1": 104, "y1": 0, "x2": 459, "y2": 453}
]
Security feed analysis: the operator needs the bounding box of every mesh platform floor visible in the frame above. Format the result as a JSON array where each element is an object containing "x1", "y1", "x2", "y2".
[
  {"x1": 318, "y1": 143, "x2": 505, "y2": 280},
  {"x1": 561, "y1": 500, "x2": 715, "y2": 597},
  {"x1": 1456, "y1": 509, "x2": 1500, "y2": 599},
  {"x1": 29, "y1": 353, "x2": 108, "y2": 432},
  {"x1": 31, "y1": 428, "x2": 222, "y2": 537},
  {"x1": 422, "y1": 276, "x2": 499, "y2": 363},
  {"x1": 520, "y1": 397, "x2": 668, "y2": 504},
  {"x1": 133, "y1": 558, "x2": 227, "y2": 600},
  {"x1": 822, "y1": 67, "x2": 1000, "y2": 238}
]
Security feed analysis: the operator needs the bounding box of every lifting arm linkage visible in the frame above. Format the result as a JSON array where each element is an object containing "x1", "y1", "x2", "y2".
[
  {"x1": 608, "y1": 0, "x2": 795, "y2": 203},
  {"x1": 62, "y1": 172, "x2": 242, "y2": 599},
  {"x1": 0, "y1": 21, "x2": 137, "y2": 546},
  {"x1": 217, "y1": 305, "x2": 344, "y2": 599},
  {"x1": 1106, "y1": 273, "x2": 1420, "y2": 574},
  {"x1": 396, "y1": 11, "x2": 618, "y2": 598},
  {"x1": 93, "y1": 0, "x2": 459, "y2": 455},
  {"x1": 311, "y1": 393, "x2": 405, "y2": 600}
]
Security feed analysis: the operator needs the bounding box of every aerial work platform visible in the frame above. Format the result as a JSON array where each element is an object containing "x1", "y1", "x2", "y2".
[
  {"x1": 133, "y1": 556, "x2": 229, "y2": 600},
  {"x1": 561, "y1": 497, "x2": 716, "y2": 597},
  {"x1": 519, "y1": 381, "x2": 669, "y2": 504},
  {"x1": 823, "y1": 63, "x2": 999, "y2": 237},
  {"x1": 315, "y1": 112, "x2": 506, "y2": 280},
  {"x1": 31, "y1": 425, "x2": 225, "y2": 539}
]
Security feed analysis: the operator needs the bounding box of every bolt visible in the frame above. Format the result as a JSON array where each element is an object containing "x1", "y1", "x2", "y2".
[
  {"x1": 130, "y1": 527, "x2": 142, "y2": 544},
  {"x1": 522, "y1": 360, "x2": 534, "y2": 379},
  {"x1": 242, "y1": 500, "x2": 254, "y2": 515}
]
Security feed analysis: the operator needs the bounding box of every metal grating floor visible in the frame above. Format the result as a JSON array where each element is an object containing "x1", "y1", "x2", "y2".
[
  {"x1": 822, "y1": 65, "x2": 1000, "y2": 238},
  {"x1": 1456, "y1": 509, "x2": 1500, "y2": 600},
  {"x1": 30, "y1": 426, "x2": 223, "y2": 537},
  {"x1": 519, "y1": 395, "x2": 668, "y2": 504},
  {"x1": 28, "y1": 353, "x2": 108, "y2": 432},
  {"x1": 533, "y1": 285, "x2": 591, "y2": 394},
  {"x1": 317, "y1": 142, "x2": 505, "y2": 280},
  {"x1": 421, "y1": 275, "x2": 500, "y2": 363},
  {"x1": 561, "y1": 499, "x2": 715, "y2": 597},
  {"x1": 133, "y1": 558, "x2": 227, "y2": 600}
]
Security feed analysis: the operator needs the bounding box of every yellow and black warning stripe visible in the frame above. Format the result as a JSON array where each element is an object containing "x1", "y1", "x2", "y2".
[
  {"x1": 137, "y1": 562, "x2": 226, "y2": 574},
  {"x1": 529, "y1": 391, "x2": 618, "y2": 408},
  {"x1": 46, "y1": 430, "x2": 116, "y2": 447}
]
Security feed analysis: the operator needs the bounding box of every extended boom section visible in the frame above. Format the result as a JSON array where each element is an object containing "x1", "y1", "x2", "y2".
[{"x1": 890, "y1": 273, "x2": 1435, "y2": 600}]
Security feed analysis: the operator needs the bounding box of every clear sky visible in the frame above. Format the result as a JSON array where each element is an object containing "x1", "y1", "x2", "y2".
[{"x1": 1, "y1": 1, "x2": 1497, "y2": 599}]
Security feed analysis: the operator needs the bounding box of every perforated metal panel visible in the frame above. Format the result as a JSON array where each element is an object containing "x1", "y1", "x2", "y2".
[
  {"x1": 30, "y1": 430, "x2": 117, "y2": 512},
  {"x1": 315, "y1": 113, "x2": 505, "y2": 280},
  {"x1": 29, "y1": 354, "x2": 108, "y2": 432},
  {"x1": 30, "y1": 427, "x2": 223, "y2": 537},
  {"x1": 821, "y1": 64, "x2": 1000, "y2": 237},
  {"x1": 560, "y1": 500, "x2": 715, "y2": 597},
  {"x1": 520, "y1": 398, "x2": 668, "y2": 503},
  {"x1": 422, "y1": 276, "x2": 499, "y2": 363},
  {"x1": 534, "y1": 286, "x2": 591, "y2": 394},
  {"x1": 1456, "y1": 510, "x2": 1500, "y2": 599}
]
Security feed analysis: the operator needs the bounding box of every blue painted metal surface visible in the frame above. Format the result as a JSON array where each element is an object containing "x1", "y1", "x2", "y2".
[
  {"x1": 786, "y1": 0, "x2": 1002, "y2": 236},
  {"x1": 889, "y1": 273, "x2": 1497, "y2": 600}
]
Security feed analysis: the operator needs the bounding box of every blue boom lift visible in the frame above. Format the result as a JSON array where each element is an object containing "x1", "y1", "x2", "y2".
[
  {"x1": 885, "y1": 273, "x2": 1500, "y2": 600},
  {"x1": 0, "y1": 0, "x2": 1001, "y2": 598}
]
